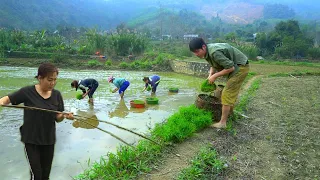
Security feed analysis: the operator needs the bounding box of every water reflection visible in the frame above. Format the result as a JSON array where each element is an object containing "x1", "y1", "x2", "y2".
[
  {"x1": 168, "y1": 91, "x2": 179, "y2": 96},
  {"x1": 108, "y1": 99, "x2": 129, "y2": 118},
  {"x1": 146, "y1": 104, "x2": 160, "y2": 110},
  {"x1": 72, "y1": 110, "x2": 99, "y2": 129},
  {"x1": 129, "y1": 106, "x2": 146, "y2": 113}
]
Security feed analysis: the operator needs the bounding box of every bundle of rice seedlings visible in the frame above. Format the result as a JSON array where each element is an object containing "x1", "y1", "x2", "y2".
[
  {"x1": 200, "y1": 79, "x2": 216, "y2": 92},
  {"x1": 76, "y1": 93, "x2": 83, "y2": 100}
]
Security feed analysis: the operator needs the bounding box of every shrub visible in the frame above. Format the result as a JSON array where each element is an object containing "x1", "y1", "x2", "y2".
[
  {"x1": 129, "y1": 61, "x2": 141, "y2": 70},
  {"x1": 79, "y1": 45, "x2": 94, "y2": 55},
  {"x1": 139, "y1": 61, "x2": 152, "y2": 69},
  {"x1": 152, "y1": 53, "x2": 173, "y2": 69},
  {"x1": 119, "y1": 62, "x2": 129, "y2": 69},
  {"x1": 307, "y1": 47, "x2": 320, "y2": 60},
  {"x1": 87, "y1": 60, "x2": 100, "y2": 67},
  {"x1": 51, "y1": 54, "x2": 69, "y2": 64},
  {"x1": 177, "y1": 46, "x2": 192, "y2": 57},
  {"x1": 237, "y1": 45, "x2": 259, "y2": 60},
  {"x1": 107, "y1": 33, "x2": 148, "y2": 56},
  {"x1": 105, "y1": 59, "x2": 112, "y2": 66}
]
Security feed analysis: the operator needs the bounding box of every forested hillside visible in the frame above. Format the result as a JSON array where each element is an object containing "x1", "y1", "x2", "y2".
[
  {"x1": 0, "y1": 0, "x2": 319, "y2": 30},
  {"x1": 0, "y1": 0, "x2": 144, "y2": 30}
]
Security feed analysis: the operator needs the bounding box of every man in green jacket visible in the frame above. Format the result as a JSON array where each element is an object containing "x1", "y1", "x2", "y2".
[{"x1": 189, "y1": 38, "x2": 249, "y2": 128}]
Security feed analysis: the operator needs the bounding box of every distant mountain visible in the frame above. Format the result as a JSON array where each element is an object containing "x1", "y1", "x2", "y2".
[
  {"x1": 0, "y1": 0, "x2": 318, "y2": 30},
  {"x1": 0, "y1": 0, "x2": 145, "y2": 30}
]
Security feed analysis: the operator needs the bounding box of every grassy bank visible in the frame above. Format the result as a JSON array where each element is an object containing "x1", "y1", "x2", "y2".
[
  {"x1": 177, "y1": 146, "x2": 225, "y2": 179},
  {"x1": 0, "y1": 52, "x2": 177, "y2": 71},
  {"x1": 75, "y1": 105, "x2": 212, "y2": 179}
]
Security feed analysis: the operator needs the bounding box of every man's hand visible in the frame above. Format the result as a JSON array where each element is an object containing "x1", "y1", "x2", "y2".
[{"x1": 208, "y1": 75, "x2": 216, "y2": 84}]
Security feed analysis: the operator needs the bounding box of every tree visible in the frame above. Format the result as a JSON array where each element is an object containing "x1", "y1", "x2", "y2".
[
  {"x1": 258, "y1": 21, "x2": 268, "y2": 32},
  {"x1": 275, "y1": 35, "x2": 311, "y2": 58},
  {"x1": 263, "y1": 4, "x2": 296, "y2": 19},
  {"x1": 10, "y1": 30, "x2": 26, "y2": 46},
  {"x1": 90, "y1": 29, "x2": 107, "y2": 53},
  {"x1": 225, "y1": 32, "x2": 237, "y2": 43},
  {"x1": 275, "y1": 20, "x2": 301, "y2": 38},
  {"x1": 255, "y1": 20, "x2": 313, "y2": 58}
]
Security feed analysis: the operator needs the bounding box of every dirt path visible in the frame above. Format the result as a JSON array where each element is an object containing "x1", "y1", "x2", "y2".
[
  {"x1": 139, "y1": 75, "x2": 320, "y2": 179},
  {"x1": 221, "y1": 76, "x2": 320, "y2": 179}
]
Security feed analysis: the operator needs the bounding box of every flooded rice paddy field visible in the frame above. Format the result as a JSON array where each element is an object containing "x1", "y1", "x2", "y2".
[{"x1": 0, "y1": 66, "x2": 204, "y2": 179}]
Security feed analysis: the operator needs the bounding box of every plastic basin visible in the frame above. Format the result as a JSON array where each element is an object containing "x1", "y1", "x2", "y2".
[
  {"x1": 130, "y1": 100, "x2": 145, "y2": 108},
  {"x1": 169, "y1": 87, "x2": 179, "y2": 93},
  {"x1": 146, "y1": 97, "x2": 159, "y2": 104}
]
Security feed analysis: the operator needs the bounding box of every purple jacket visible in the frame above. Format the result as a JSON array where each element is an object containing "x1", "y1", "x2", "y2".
[{"x1": 145, "y1": 75, "x2": 160, "y2": 87}]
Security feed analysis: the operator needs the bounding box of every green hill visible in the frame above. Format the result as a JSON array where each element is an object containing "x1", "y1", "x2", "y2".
[{"x1": 0, "y1": 0, "x2": 319, "y2": 30}]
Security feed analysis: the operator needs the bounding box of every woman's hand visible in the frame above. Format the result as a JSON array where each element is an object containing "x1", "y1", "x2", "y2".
[
  {"x1": 0, "y1": 96, "x2": 10, "y2": 106},
  {"x1": 64, "y1": 112, "x2": 74, "y2": 120},
  {"x1": 82, "y1": 89, "x2": 90, "y2": 98},
  {"x1": 112, "y1": 88, "x2": 118, "y2": 93},
  {"x1": 56, "y1": 112, "x2": 74, "y2": 122}
]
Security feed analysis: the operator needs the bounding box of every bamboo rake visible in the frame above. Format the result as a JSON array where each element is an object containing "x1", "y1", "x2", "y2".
[
  {"x1": 74, "y1": 117, "x2": 133, "y2": 147},
  {"x1": 1, "y1": 104, "x2": 159, "y2": 146}
]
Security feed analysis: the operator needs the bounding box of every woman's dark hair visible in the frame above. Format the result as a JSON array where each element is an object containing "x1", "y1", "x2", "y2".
[
  {"x1": 71, "y1": 80, "x2": 78, "y2": 88},
  {"x1": 189, "y1": 37, "x2": 206, "y2": 52},
  {"x1": 35, "y1": 62, "x2": 59, "y2": 79},
  {"x1": 142, "y1": 77, "x2": 149, "y2": 82}
]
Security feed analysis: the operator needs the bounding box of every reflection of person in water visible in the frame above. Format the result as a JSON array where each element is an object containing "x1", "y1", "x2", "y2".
[
  {"x1": 72, "y1": 113, "x2": 99, "y2": 129},
  {"x1": 109, "y1": 99, "x2": 129, "y2": 118}
]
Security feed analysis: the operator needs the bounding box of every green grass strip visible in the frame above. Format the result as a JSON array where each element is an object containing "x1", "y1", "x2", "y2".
[
  {"x1": 152, "y1": 105, "x2": 212, "y2": 143},
  {"x1": 75, "y1": 105, "x2": 212, "y2": 179},
  {"x1": 252, "y1": 60, "x2": 320, "y2": 68},
  {"x1": 177, "y1": 146, "x2": 226, "y2": 180},
  {"x1": 235, "y1": 78, "x2": 262, "y2": 113},
  {"x1": 268, "y1": 70, "x2": 320, "y2": 77}
]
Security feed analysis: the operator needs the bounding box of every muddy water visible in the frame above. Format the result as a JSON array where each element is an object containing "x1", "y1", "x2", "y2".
[{"x1": 0, "y1": 66, "x2": 204, "y2": 180}]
